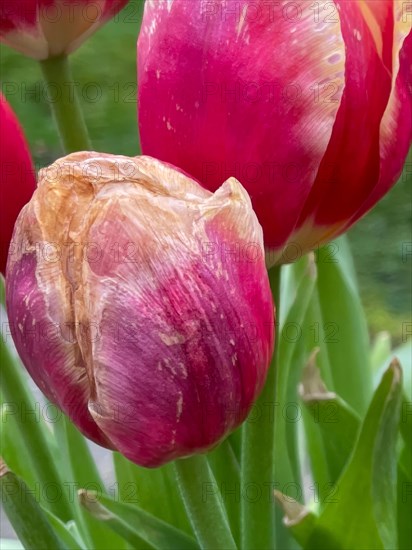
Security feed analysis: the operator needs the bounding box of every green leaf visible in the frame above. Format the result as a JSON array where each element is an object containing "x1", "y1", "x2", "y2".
[
  {"x1": 274, "y1": 254, "x2": 318, "y2": 486},
  {"x1": 306, "y1": 361, "x2": 403, "y2": 550},
  {"x1": 397, "y1": 454, "x2": 412, "y2": 550},
  {"x1": 400, "y1": 394, "x2": 412, "y2": 455},
  {"x1": 79, "y1": 489, "x2": 199, "y2": 550},
  {"x1": 43, "y1": 511, "x2": 86, "y2": 550},
  {"x1": 0, "y1": 460, "x2": 64, "y2": 550},
  {"x1": 54, "y1": 415, "x2": 127, "y2": 550},
  {"x1": 316, "y1": 235, "x2": 373, "y2": 415},
  {"x1": 0, "y1": 402, "x2": 37, "y2": 491},
  {"x1": 207, "y1": 440, "x2": 240, "y2": 545},
  {"x1": 299, "y1": 350, "x2": 361, "y2": 485},
  {"x1": 398, "y1": 382, "x2": 412, "y2": 548},
  {"x1": 376, "y1": 343, "x2": 412, "y2": 401},
  {"x1": 113, "y1": 453, "x2": 192, "y2": 536},
  {"x1": 370, "y1": 332, "x2": 392, "y2": 373},
  {"x1": 0, "y1": 338, "x2": 71, "y2": 520}
]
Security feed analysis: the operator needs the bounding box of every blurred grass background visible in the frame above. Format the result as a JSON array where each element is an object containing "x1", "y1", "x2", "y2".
[{"x1": 0, "y1": 2, "x2": 410, "y2": 344}]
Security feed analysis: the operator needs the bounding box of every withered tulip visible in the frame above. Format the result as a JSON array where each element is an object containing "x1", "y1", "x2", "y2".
[{"x1": 6, "y1": 152, "x2": 274, "y2": 467}]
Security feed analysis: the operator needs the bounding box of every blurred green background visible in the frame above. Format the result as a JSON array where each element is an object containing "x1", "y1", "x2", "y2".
[{"x1": 0, "y1": 2, "x2": 410, "y2": 344}]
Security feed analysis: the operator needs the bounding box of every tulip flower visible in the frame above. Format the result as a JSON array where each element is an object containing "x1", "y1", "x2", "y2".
[
  {"x1": 0, "y1": 0, "x2": 130, "y2": 59},
  {"x1": 0, "y1": 94, "x2": 36, "y2": 274},
  {"x1": 138, "y1": 0, "x2": 412, "y2": 264},
  {"x1": 6, "y1": 152, "x2": 274, "y2": 467}
]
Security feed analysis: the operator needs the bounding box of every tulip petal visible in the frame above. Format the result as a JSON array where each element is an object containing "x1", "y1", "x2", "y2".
[
  {"x1": 6, "y1": 176, "x2": 110, "y2": 447},
  {"x1": 288, "y1": 0, "x2": 411, "y2": 253},
  {"x1": 0, "y1": 94, "x2": 35, "y2": 274},
  {"x1": 138, "y1": 0, "x2": 346, "y2": 249},
  {"x1": 294, "y1": 0, "x2": 395, "y2": 233},
  {"x1": 68, "y1": 157, "x2": 273, "y2": 467},
  {"x1": 350, "y1": 1, "x2": 412, "y2": 220}
]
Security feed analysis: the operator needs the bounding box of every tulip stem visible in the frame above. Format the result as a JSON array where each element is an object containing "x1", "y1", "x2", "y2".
[
  {"x1": 40, "y1": 55, "x2": 91, "y2": 153},
  {"x1": 174, "y1": 454, "x2": 237, "y2": 549},
  {"x1": 240, "y1": 264, "x2": 281, "y2": 550}
]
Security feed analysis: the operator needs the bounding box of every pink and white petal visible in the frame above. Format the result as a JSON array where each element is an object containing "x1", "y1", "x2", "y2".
[
  {"x1": 6, "y1": 248, "x2": 109, "y2": 447},
  {"x1": 77, "y1": 173, "x2": 273, "y2": 466},
  {"x1": 138, "y1": 0, "x2": 345, "y2": 248},
  {"x1": 349, "y1": 1, "x2": 412, "y2": 221},
  {"x1": 295, "y1": 0, "x2": 395, "y2": 234}
]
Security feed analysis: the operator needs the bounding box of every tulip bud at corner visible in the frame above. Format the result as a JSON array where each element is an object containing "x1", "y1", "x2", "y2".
[
  {"x1": 0, "y1": 1, "x2": 131, "y2": 60},
  {"x1": 0, "y1": 94, "x2": 36, "y2": 274},
  {"x1": 6, "y1": 152, "x2": 274, "y2": 467}
]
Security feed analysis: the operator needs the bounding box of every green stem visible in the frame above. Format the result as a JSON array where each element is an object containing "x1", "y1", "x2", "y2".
[
  {"x1": 174, "y1": 454, "x2": 237, "y2": 550},
  {"x1": 241, "y1": 265, "x2": 281, "y2": 550},
  {"x1": 40, "y1": 55, "x2": 91, "y2": 153},
  {"x1": 0, "y1": 337, "x2": 72, "y2": 520}
]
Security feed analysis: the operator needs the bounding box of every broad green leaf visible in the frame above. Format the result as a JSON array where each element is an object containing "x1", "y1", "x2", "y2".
[
  {"x1": 79, "y1": 489, "x2": 199, "y2": 550},
  {"x1": 54, "y1": 415, "x2": 127, "y2": 550},
  {"x1": 227, "y1": 425, "x2": 242, "y2": 463},
  {"x1": 0, "y1": 337, "x2": 71, "y2": 520},
  {"x1": 300, "y1": 404, "x2": 332, "y2": 503},
  {"x1": 400, "y1": 394, "x2": 412, "y2": 455},
  {"x1": 299, "y1": 351, "x2": 361, "y2": 485},
  {"x1": 0, "y1": 402, "x2": 37, "y2": 490},
  {"x1": 114, "y1": 453, "x2": 192, "y2": 535},
  {"x1": 0, "y1": 461, "x2": 64, "y2": 550},
  {"x1": 306, "y1": 361, "x2": 403, "y2": 550},
  {"x1": 397, "y1": 456, "x2": 412, "y2": 550},
  {"x1": 316, "y1": 235, "x2": 373, "y2": 415}
]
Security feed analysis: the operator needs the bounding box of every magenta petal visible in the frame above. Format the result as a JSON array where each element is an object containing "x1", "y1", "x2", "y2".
[
  {"x1": 138, "y1": 0, "x2": 345, "y2": 249},
  {"x1": 6, "y1": 222, "x2": 109, "y2": 447},
  {"x1": 0, "y1": 94, "x2": 35, "y2": 274},
  {"x1": 86, "y1": 246, "x2": 272, "y2": 467}
]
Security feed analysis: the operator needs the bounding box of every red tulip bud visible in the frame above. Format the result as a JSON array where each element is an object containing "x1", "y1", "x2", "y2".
[
  {"x1": 0, "y1": 94, "x2": 36, "y2": 274},
  {"x1": 6, "y1": 152, "x2": 274, "y2": 467},
  {"x1": 0, "y1": 0, "x2": 130, "y2": 59},
  {"x1": 138, "y1": 0, "x2": 412, "y2": 264}
]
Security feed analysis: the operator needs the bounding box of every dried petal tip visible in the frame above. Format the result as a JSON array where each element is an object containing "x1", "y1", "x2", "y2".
[{"x1": 0, "y1": 458, "x2": 10, "y2": 478}]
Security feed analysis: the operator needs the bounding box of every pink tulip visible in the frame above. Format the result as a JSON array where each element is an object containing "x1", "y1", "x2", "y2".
[
  {"x1": 0, "y1": 0, "x2": 130, "y2": 59},
  {"x1": 6, "y1": 152, "x2": 274, "y2": 467},
  {"x1": 138, "y1": 0, "x2": 412, "y2": 264},
  {"x1": 0, "y1": 94, "x2": 36, "y2": 274}
]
